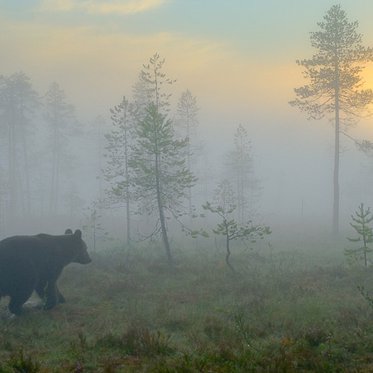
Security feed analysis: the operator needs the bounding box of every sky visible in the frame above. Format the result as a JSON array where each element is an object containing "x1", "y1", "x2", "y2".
[
  {"x1": 2, "y1": 0, "x2": 373, "y2": 226},
  {"x1": 3, "y1": 0, "x2": 373, "y2": 117}
]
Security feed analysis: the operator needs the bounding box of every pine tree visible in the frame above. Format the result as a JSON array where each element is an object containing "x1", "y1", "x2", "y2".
[
  {"x1": 346, "y1": 203, "x2": 373, "y2": 267},
  {"x1": 129, "y1": 103, "x2": 195, "y2": 263},
  {"x1": 44, "y1": 82, "x2": 75, "y2": 215},
  {"x1": 203, "y1": 180, "x2": 270, "y2": 272},
  {"x1": 0, "y1": 72, "x2": 39, "y2": 223},
  {"x1": 104, "y1": 96, "x2": 134, "y2": 246},
  {"x1": 176, "y1": 89, "x2": 199, "y2": 216},
  {"x1": 290, "y1": 5, "x2": 373, "y2": 234},
  {"x1": 226, "y1": 124, "x2": 260, "y2": 223},
  {"x1": 132, "y1": 53, "x2": 176, "y2": 117}
]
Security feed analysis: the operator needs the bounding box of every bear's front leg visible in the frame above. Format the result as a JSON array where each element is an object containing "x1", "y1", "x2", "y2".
[
  {"x1": 44, "y1": 281, "x2": 58, "y2": 310},
  {"x1": 36, "y1": 279, "x2": 65, "y2": 304},
  {"x1": 44, "y1": 271, "x2": 62, "y2": 310},
  {"x1": 57, "y1": 288, "x2": 66, "y2": 303}
]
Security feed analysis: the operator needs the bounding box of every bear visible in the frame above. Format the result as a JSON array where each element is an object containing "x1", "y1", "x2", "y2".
[
  {"x1": 33, "y1": 228, "x2": 77, "y2": 306},
  {"x1": 0, "y1": 229, "x2": 91, "y2": 315}
]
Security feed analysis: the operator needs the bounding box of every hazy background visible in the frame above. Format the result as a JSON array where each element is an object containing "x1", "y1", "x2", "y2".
[{"x1": 1, "y1": 0, "x2": 373, "y2": 238}]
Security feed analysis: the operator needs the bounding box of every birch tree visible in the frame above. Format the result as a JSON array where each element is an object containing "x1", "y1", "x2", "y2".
[{"x1": 290, "y1": 5, "x2": 373, "y2": 234}]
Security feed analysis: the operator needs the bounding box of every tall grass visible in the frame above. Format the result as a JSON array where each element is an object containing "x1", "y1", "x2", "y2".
[{"x1": 0, "y1": 237, "x2": 372, "y2": 371}]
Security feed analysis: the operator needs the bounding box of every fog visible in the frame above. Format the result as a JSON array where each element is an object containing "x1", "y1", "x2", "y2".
[
  {"x1": 4, "y1": 2, "x2": 373, "y2": 370},
  {"x1": 1, "y1": 0, "x2": 373, "y2": 244}
]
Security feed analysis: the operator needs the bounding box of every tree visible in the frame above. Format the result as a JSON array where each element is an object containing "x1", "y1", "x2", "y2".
[
  {"x1": 104, "y1": 96, "x2": 134, "y2": 246},
  {"x1": 226, "y1": 124, "x2": 260, "y2": 223},
  {"x1": 129, "y1": 103, "x2": 196, "y2": 263},
  {"x1": 82, "y1": 201, "x2": 109, "y2": 252},
  {"x1": 346, "y1": 203, "x2": 373, "y2": 267},
  {"x1": 290, "y1": 5, "x2": 373, "y2": 234},
  {"x1": 44, "y1": 82, "x2": 75, "y2": 215},
  {"x1": 203, "y1": 180, "x2": 270, "y2": 272},
  {"x1": 176, "y1": 89, "x2": 199, "y2": 216},
  {"x1": 88, "y1": 115, "x2": 106, "y2": 202},
  {"x1": 132, "y1": 52, "x2": 176, "y2": 116},
  {"x1": 0, "y1": 72, "x2": 39, "y2": 223}
]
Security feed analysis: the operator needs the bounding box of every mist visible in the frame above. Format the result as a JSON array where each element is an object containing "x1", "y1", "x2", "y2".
[
  {"x1": 1, "y1": 1, "x2": 373, "y2": 371},
  {"x1": 1, "y1": 2, "x2": 372, "y2": 240}
]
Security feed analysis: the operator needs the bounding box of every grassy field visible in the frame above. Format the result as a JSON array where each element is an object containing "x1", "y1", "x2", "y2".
[{"x1": 0, "y1": 235, "x2": 373, "y2": 372}]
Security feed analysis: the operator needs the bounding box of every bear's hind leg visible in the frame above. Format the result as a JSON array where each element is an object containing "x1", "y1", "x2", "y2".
[
  {"x1": 8, "y1": 286, "x2": 34, "y2": 315},
  {"x1": 6, "y1": 261, "x2": 37, "y2": 315},
  {"x1": 44, "y1": 281, "x2": 59, "y2": 310},
  {"x1": 37, "y1": 280, "x2": 65, "y2": 304},
  {"x1": 35, "y1": 282, "x2": 46, "y2": 300}
]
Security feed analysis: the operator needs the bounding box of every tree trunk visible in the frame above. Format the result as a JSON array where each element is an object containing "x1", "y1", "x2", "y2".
[
  {"x1": 333, "y1": 75, "x2": 340, "y2": 235},
  {"x1": 159, "y1": 200, "x2": 172, "y2": 264},
  {"x1": 186, "y1": 112, "x2": 192, "y2": 218},
  {"x1": 225, "y1": 222, "x2": 235, "y2": 272},
  {"x1": 50, "y1": 125, "x2": 58, "y2": 214},
  {"x1": 21, "y1": 128, "x2": 31, "y2": 216},
  {"x1": 8, "y1": 108, "x2": 17, "y2": 224},
  {"x1": 123, "y1": 101, "x2": 131, "y2": 247},
  {"x1": 155, "y1": 152, "x2": 172, "y2": 264}
]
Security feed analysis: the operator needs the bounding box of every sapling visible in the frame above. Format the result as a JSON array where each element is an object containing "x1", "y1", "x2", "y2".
[
  {"x1": 203, "y1": 180, "x2": 270, "y2": 272},
  {"x1": 345, "y1": 203, "x2": 373, "y2": 267}
]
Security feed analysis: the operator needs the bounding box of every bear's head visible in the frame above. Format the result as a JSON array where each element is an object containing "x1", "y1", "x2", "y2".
[{"x1": 70, "y1": 229, "x2": 91, "y2": 264}]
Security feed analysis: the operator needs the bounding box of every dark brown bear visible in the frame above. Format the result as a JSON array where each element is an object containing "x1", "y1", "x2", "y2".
[{"x1": 0, "y1": 229, "x2": 91, "y2": 315}]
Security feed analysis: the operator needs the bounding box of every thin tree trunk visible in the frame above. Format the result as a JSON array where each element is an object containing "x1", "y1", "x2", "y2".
[
  {"x1": 93, "y1": 209, "x2": 96, "y2": 251},
  {"x1": 225, "y1": 229, "x2": 234, "y2": 272},
  {"x1": 155, "y1": 151, "x2": 172, "y2": 264},
  {"x1": 333, "y1": 75, "x2": 340, "y2": 235},
  {"x1": 55, "y1": 144, "x2": 60, "y2": 214},
  {"x1": 50, "y1": 126, "x2": 58, "y2": 214},
  {"x1": 9, "y1": 111, "x2": 17, "y2": 223},
  {"x1": 158, "y1": 198, "x2": 172, "y2": 264},
  {"x1": 123, "y1": 100, "x2": 131, "y2": 246},
  {"x1": 21, "y1": 129, "x2": 31, "y2": 216},
  {"x1": 186, "y1": 110, "x2": 192, "y2": 218}
]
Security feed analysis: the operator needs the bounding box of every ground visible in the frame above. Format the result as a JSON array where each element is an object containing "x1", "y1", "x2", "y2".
[{"x1": 0, "y1": 235, "x2": 372, "y2": 372}]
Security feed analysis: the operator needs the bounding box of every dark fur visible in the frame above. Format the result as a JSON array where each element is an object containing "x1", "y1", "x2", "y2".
[{"x1": 0, "y1": 229, "x2": 91, "y2": 315}]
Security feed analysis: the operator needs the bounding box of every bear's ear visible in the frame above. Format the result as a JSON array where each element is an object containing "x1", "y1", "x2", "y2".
[
  {"x1": 65, "y1": 229, "x2": 73, "y2": 235},
  {"x1": 74, "y1": 229, "x2": 82, "y2": 239}
]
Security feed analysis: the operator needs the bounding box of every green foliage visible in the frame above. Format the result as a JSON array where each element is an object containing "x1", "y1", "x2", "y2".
[
  {"x1": 290, "y1": 4, "x2": 373, "y2": 122},
  {"x1": 96, "y1": 326, "x2": 174, "y2": 357},
  {"x1": 130, "y1": 103, "x2": 195, "y2": 214},
  {"x1": 203, "y1": 180, "x2": 271, "y2": 271},
  {"x1": 357, "y1": 285, "x2": 373, "y2": 310},
  {"x1": 290, "y1": 4, "x2": 373, "y2": 233},
  {"x1": 1, "y1": 239, "x2": 373, "y2": 371},
  {"x1": 133, "y1": 52, "x2": 176, "y2": 115},
  {"x1": 6, "y1": 350, "x2": 41, "y2": 373},
  {"x1": 345, "y1": 203, "x2": 373, "y2": 267},
  {"x1": 129, "y1": 103, "x2": 196, "y2": 262}
]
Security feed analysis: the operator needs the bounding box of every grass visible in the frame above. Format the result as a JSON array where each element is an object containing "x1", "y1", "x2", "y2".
[{"x1": 0, "y1": 235, "x2": 373, "y2": 371}]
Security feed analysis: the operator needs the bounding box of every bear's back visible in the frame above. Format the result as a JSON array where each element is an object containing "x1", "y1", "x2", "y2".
[{"x1": 0, "y1": 235, "x2": 53, "y2": 263}]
